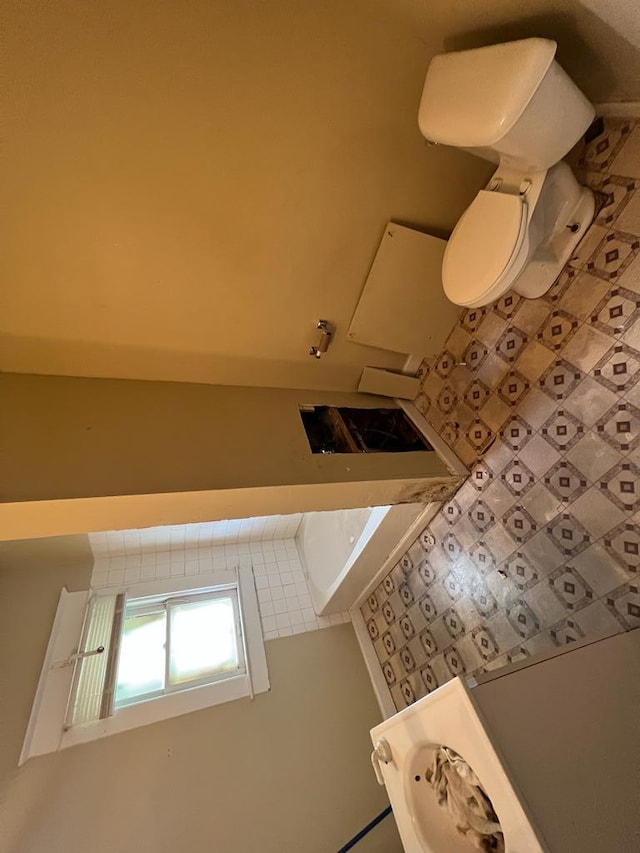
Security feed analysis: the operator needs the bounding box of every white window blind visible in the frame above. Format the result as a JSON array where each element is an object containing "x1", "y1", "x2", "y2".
[
  {"x1": 67, "y1": 588, "x2": 247, "y2": 726},
  {"x1": 67, "y1": 593, "x2": 124, "y2": 727}
]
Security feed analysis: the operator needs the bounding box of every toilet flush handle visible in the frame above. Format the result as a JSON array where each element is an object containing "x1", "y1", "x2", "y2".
[{"x1": 371, "y1": 738, "x2": 393, "y2": 785}]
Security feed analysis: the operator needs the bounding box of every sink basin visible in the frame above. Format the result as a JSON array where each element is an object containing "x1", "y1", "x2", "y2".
[
  {"x1": 405, "y1": 744, "x2": 481, "y2": 852},
  {"x1": 370, "y1": 678, "x2": 546, "y2": 852}
]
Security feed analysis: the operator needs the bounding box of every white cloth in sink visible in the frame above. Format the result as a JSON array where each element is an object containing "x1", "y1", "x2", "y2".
[{"x1": 425, "y1": 746, "x2": 505, "y2": 852}]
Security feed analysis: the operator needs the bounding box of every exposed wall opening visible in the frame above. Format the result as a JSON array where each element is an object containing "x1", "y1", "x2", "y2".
[{"x1": 299, "y1": 406, "x2": 434, "y2": 454}]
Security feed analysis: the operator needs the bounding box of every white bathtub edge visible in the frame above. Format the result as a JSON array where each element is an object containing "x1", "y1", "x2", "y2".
[
  {"x1": 345, "y1": 505, "x2": 391, "y2": 569},
  {"x1": 351, "y1": 501, "x2": 442, "y2": 612},
  {"x1": 351, "y1": 610, "x2": 397, "y2": 720},
  {"x1": 319, "y1": 505, "x2": 393, "y2": 612},
  {"x1": 318, "y1": 504, "x2": 423, "y2": 615}
]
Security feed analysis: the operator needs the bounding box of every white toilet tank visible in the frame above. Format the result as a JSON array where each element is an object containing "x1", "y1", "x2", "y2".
[{"x1": 419, "y1": 38, "x2": 595, "y2": 171}]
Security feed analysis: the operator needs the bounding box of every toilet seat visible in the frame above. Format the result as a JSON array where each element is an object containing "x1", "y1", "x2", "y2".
[{"x1": 443, "y1": 190, "x2": 528, "y2": 306}]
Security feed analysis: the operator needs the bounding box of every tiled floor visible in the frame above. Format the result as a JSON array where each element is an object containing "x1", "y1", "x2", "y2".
[{"x1": 361, "y1": 116, "x2": 640, "y2": 712}]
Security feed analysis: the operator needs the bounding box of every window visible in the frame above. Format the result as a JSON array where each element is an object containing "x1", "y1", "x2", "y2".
[
  {"x1": 70, "y1": 586, "x2": 247, "y2": 725},
  {"x1": 20, "y1": 566, "x2": 269, "y2": 763},
  {"x1": 116, "y1": 589, "x2": 245, "y2": 704}
]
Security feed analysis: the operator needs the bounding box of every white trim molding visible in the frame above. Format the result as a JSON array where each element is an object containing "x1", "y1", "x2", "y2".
[
  {"x1": 348, "y1": 501, "x2": 442, "y2": 720},
  {"x1": 397, "y1": 399, "x2": 469, "y2": 478},
  {"x1": 594, "y1": 102, "x2": 640, "y2": 119},
  {"x1": 350, "y1": 609, "x2": 396, "y2": 720},
  {"x1": 19, "y1": 588, "x2": 89, "y2": 765}
]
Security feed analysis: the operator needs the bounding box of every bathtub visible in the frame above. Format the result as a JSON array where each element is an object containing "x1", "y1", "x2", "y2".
[{"x1": 295, "y1": 502, "x2": 428, "y2": 615}]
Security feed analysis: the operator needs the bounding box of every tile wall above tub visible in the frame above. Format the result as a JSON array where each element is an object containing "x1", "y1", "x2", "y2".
[
  {"x1": 89, "y1": 520, "x2": 349, "y2": 640},
  {"x1": 88, "y1": 514, "x2": 303, "y2": 558}
]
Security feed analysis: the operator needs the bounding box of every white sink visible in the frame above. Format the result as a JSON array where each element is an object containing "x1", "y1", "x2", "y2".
[{"x1": 370, "y1": 678, "x2": 546, "y2": 852}]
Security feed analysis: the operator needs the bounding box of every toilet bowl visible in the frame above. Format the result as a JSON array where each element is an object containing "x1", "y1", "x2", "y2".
[
  {"x1": 443, "y1": 162, "x2": 595, "y2": 308},
  {"x1": 419, "y1": 38, "x2": 596, "y2": 308}
]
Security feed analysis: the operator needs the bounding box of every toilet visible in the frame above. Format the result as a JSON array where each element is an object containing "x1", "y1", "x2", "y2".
[{"x1": 419, "y1": 38, "x2": 596, "y2": 308}]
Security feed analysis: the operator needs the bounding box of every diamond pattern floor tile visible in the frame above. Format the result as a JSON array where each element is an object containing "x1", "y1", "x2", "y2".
[
  {"x1": 595, "y1": 173, "x2": 638, "y2": 226},
  {"x1": 555, "y1": 269, "x2": 610, "y2": 321},
  {"x1": 360, "y1": 115, "x2": 640, "y2": 711},
  {"x1": 578, "y1": 118, "x2": 634, "y2": 172},
  {"x1": 590, "y1": 284, "x2": 640, "y2": 335}
]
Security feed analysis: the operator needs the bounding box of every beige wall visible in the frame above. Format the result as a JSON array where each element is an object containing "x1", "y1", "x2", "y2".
[
  {"x1": 0, "y1": 536, "x2": 402, "y2": 853},
  {"x1": 402, "y1": 0, "x2": 640, "y2": 103},
  {"x1": 0, "y1": 374, "x2": 450, "y2": 502},
  {"x1": 577, "y1": 0, "x2": 640, "y2": 62},
  {"x1": 0, "y1": 374, "x2": 457, "y2": 539},
  {"x1": 4, "y1": 2, "x2": 640, "y2": 394},
  {"x1": 2, "y1": 0, "x2": 487, "y2": 393}
]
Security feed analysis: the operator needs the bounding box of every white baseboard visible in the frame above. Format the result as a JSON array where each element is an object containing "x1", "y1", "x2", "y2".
[
  {"x1": 350, "y1": 609, "x2": 397, "y2": 720},
  {"x1": 594, "y1": 101, "x2": 640, "y2": 119},
  {"x1": 401, "y1": 353, "x2": 425, "y2": 376}
]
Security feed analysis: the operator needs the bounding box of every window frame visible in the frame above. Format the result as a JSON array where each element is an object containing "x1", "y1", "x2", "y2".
[
  {"x1": 20, "y1": 564, "x2": 269, "y2": 764},
  {"x1": 114, "y1": 586, "x2": 247, "y2": 708}
]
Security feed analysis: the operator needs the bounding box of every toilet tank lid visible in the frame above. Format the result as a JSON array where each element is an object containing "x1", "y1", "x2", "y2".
[{"x1": 419, "y1": 38, "x2": 557, "y2": 148}]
